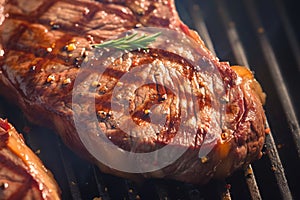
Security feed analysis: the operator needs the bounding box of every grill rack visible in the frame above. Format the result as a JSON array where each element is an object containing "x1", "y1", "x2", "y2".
[{"x1": 1, "y1": 0, "x2": 300, "y2": 199}]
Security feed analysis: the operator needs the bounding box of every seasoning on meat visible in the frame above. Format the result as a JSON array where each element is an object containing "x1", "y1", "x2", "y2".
[{"x1": 0, "y1": 0, "x2": 266, "y2": 184}]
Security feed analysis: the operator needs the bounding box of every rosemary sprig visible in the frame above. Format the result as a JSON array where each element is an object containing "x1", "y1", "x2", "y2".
[{"x1": 91, "y1": 32, "x2": 161, "y2": 51}]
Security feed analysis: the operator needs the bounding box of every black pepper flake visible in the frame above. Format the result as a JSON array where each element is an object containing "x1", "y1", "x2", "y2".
[
  {"x1": 136, "y1": 9, "x2": 145, "y2": 16},
  {"x1": 51, "y1": 24, "x2": 60, "y2": 30},
  {"x1": 29, "y1": 65, "x2": 36, "y2": 72},
  {"x1": 97, "y1": 111, "x2": 107, "y2": 119},
  {"x1": 80, "y1": 48, "x2": 87, "y2": 58},
  {"x1": 159, "y1": 94, "x2": 167, "y2": 102},
  {"x1": 220, "y1": 96, "x2": 229, "y2": 104},
  {"x1": 143, "y1": 48, "x2": 150, "y2": 54},
  {"x1": 135, "y1": 23, "x2": 142, "y2": 28},
  {"x1": 74, "y1": 57, "x2": 82, "y2": 67},
  {"x1": 98, "y1": 87, "x2": 107, "y2": 95},
  {"x1": 144, "y1": 109, "x2": 151, "y2": 116},
  {"x1": 261, "y1": 143, "x2": 268, "y2": 155},
  {"x1": 0, "y1": 182, "x2": 9, "y2": 190},
  {"x1": 109, "y1": 119, "x2": 118, "y2": 129}
]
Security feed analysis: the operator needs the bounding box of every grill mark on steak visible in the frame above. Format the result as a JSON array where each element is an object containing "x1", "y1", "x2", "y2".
[
  {"x1": 7, "y1": 0, "x2": 56, "y2": 20},
  {"x1": 0, "y1": 154, "x2": 33, "y2": 199},
  {"x1": 0, "y1": 0, "x2": 266, "y2": 184},
  {"x1": 3, "y1": 0, "x2": 139, "y2": 80}
]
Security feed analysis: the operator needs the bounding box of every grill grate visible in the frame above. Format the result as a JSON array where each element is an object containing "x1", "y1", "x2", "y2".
[
  {"x1": 190, "y1": 0, "x2": 295, "y2": 199},
  {"x1": 1, "y1": 0, "x2": 299, "y2": 199},
  {"x1": 189, "y1": 1, "x2": 299, "y2": 199}
]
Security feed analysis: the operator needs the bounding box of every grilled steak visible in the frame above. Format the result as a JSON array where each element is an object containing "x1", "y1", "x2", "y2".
[
  {"x1": 0, "y1": 118, "x2": 61, "y2": 200},
  {"x1": 0, "y1": 0, "x2": 266, "y2": 184}
]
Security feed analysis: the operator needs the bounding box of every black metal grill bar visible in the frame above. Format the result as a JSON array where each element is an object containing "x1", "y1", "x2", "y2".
[
  {"x1": 184, "y1": 184, "x2": 202, "y2": 200},
  {"x1": 186, "y1": 2, "x2": 236, "y2": 200},
  {"x1": 187, "y1": 1, "x2": 263, "y2": 199},
  {"x1": 274, "y1": 0, "x2": 300, "y2": 70},
  {"x1": 215, "y1": 0, "x2": 250, "y2": 68},
  {"x1": 187, "y1": 0, "x2": 297, "y2": 199},
  {"x1": 217, "y1": 180, "x2": 232, "y2": 200},
  {"x1": 214, "y1": 1, "x2": 289, "y2": 199},
  {"x1": 243, "y1": 0, "x2": 298, "y2": 199},
  {"x1": 187, "y1": 0, "x2": 263, "y2": 199},
  {"x1": 92, "y1": 166, "x2": 111, "y2": 200},
  {"x1": 186, "y1": 1, "x2": 266, "y2": 199},
  {"x1": 124, "y1": 179, "x2": 139, "y2": 200},
  {"x1": 243, "y1": 165, "x2": 262, "y2": 200},
  {"x1": 243, "y1": 0, "x2": 300, "y2": 159},
  {"x1": 264, "y1": 123, "x2": 293, "y2": 200},
  {"x1": 57, "y1": 139, "x2": 83, "y2": 200},
  {"x1": 188, "y1": 3, "x2": 217, "y2": 56},
  {"x1": 154, "y1": 182, "x2": 170, "y2": 200},
  {"x1": 214, "y1": 2, "x2": 265, "y2": 199}
]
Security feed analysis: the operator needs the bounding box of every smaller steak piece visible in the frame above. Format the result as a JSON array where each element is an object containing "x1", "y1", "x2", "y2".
[{"x1": 0, "y1": 118, "x2": 61, "y2": 200}]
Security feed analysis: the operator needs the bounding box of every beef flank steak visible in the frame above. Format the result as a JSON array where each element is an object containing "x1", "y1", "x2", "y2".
[{"x1": 0, "y1": 0, "x2": 266, "y2": 184}]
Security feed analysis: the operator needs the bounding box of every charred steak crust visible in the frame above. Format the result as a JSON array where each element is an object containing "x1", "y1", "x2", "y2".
[
  {"x1": 0, "y1": 118, "x2": 61, "y2": 200},
  {"x1": 0, "y1": 0, "x2": 266, "y2": 184}
]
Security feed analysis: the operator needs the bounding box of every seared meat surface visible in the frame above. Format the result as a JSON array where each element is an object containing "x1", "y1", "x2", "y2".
[
  {"x1": 0, "y1": 0, "x2": 266, "y2": 184},
  {"x1": 0, "y1": 118, "x2": 61, "y2": 200}
]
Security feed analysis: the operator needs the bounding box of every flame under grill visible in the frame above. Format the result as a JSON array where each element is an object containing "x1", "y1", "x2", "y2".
[{"x1": 1, "y1": 0, "x2": 299, "y2": 199}]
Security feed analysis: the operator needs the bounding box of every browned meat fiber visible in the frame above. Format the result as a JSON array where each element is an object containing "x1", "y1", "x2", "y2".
[
  {"x1": 0, "y1": 0, "x2": 266, "y2": 184},
  {"x1": 0, "y1": 118, "x2": 61, "y2": 200}
]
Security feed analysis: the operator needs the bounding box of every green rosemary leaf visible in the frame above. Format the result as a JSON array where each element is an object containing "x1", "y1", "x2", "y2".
[{"x1": 91, "y1": 32, "x2": 161, "y2": 51}]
